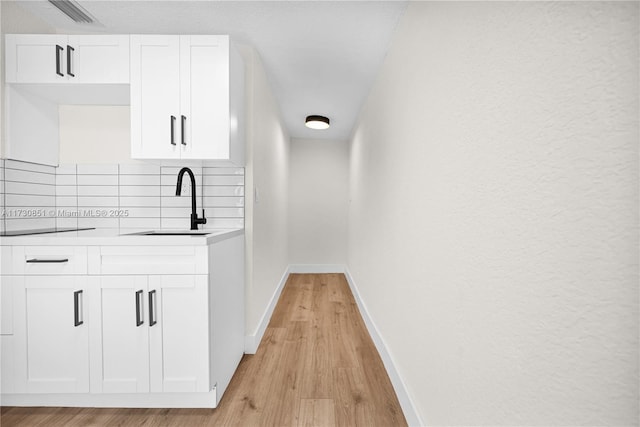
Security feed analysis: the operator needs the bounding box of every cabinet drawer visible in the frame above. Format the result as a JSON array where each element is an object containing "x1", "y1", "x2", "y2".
[
  {"x1": 89, "y1": 246, "x2": 208, "y2": 275},
  {"x1": 10, "y1": 246, "x2": 88, "y2": 275}
]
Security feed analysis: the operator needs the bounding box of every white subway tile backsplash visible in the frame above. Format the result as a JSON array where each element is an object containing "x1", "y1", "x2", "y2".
[
  {"x1": 78, "y1": 174, "x2": 119, "y2": 186},
  {"x1": 119, "y1": 217, "x2": 161, "y2": 229},
  {"x1": 203, "y1": 197, "x2": 245, "y2": 207},
  {"x1": 203, "y1": 186, "x2": 244, "y2": 197},
  {"x1": 161, "y1": 185, "x2": 202, "y2": 197},
  {"x1": 5, "y1": 181, "x2": 55, "y2": 197},
  {"x1": 205, "y1": 207, "x2": 244, "y2": 218},
  {"x1": 56, "y1": 196, "x2": 77, "y2": 205},
  {"x1": 160, "y1": 207, "x2": 194, "y2": 218},
  {"x1": 55, "y1": 174, "x2": 77, "y2": 186},
  {"x1": 6, "y1": 194, "x2": 56, "y2": 208},
  {"x1": 5, "y1": 168, "x2": 55, "y2": 185},
  {"x1": 119, "y1": 164, "x2": 161, "y2": 175},
  {"x1": 161, "y1": 207, "x2": 244, "y2": 218},
  {"x1": 120, "y1": 186, "x2": 161, "y2": 197},
  {"x1": 119, "y1": 175, "x2": 160, "y2": 186},
  {"x1": 56, "y1": 185, "x2": 78, "y2": 196},
  {"x1": 5, "y1": 217, "x2": 56, "y2": 231},
  {"x1": 160, "y1": 196, "x2": 199, "y2": 207},
  {"x1": 77, "y1": 196, "x2": 118, "y2": 207},
  {"x1": 204, "y1": 218, "x2": 244, "y2": 229},
  {"x1": 202, "y1": 175, "x2": 244, "y2": 186},
  {"x1": 77, "y1": 164, "x2": 119, "y2": 175},
  {"x1": 77, "y1": 185, "x2": 118, "y2": 197},
  {"x1": 203, "y1": 167, "x2": 244, "y2": 175},
  {"x1": 161, "y1": 174, "x2": 203, "y2": 187},
  {"x1": 78, "y1": 217, "x2": 119, "y2": 228},
  {"x1": 56, "y1": 164, "x2": 77, "y2": 175},
  {"x1": 56, "y1": 217, "x2": 78, "y2": 228},
  {"x1": 123, "y1": 207, "x2": 160, "y2": 218},
  {"x1": 2, "y1": 160, "x2": 243, "y2": 233},
  {"x1": 160, "y1": 217, "x2": 192, "y2": 229}
]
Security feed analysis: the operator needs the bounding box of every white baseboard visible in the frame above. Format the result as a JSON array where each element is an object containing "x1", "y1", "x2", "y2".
[
  {"x1": 244, "y1": 266, "x2": 290, "y2": 354},
  {"x1": 288, "y1": 264, "x2": 346, "y2": 273},
  {"x1": 1, "y1": 389, "x2": 217, "y2": 408},
  {"x1": 344, "y1": 268, "x2": 424, "y2": 427}
]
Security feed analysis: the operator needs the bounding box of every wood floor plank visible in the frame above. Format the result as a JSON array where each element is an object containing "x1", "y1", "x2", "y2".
[
  {"x1": 297, "y1": 399, "x2": 336, "y2": 427},
  {"x1": 0, "y1": 274, "x2": 407, "y2": 427}
]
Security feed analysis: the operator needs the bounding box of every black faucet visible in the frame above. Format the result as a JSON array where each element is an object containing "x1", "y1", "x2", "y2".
[{"x1": 175, "y1": 167, "x2": 207, "y2": 230}]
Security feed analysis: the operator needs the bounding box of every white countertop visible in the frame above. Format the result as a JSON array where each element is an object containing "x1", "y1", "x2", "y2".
[{"x1": 0, "y1": 228, "x2": 244, "y2": 246}]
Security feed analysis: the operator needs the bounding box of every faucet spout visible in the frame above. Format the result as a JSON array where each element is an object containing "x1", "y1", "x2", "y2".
[{"x1": 175, "y1": 167, "x2": 207, "y2": 230}]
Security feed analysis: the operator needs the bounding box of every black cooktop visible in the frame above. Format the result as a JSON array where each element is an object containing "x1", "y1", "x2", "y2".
[{"x1": 0, "y1": 227, "x2": 95, "y2": 237}]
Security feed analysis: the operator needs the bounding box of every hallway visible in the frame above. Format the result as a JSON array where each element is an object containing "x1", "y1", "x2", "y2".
[{"x1": 1, "y1": 273, "x2": 407, "y2": 426}]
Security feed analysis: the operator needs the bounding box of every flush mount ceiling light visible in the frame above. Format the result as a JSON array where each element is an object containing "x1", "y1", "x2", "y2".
[
  {"x1": 48, "y1": 0, "x2": 95, "y2": 24},
  {"x1": 305, "y1": 115, "x2": 330, "y2": 130}
]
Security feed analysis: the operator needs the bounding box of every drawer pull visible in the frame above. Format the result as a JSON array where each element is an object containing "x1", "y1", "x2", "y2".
[
  {"x1": 26, "y1": 258, "x2": 69, "y2": 263},
  {"x1": 135, "y1": 290, "x2": 144, "y2": 327},
  {"x1": 74, "y1": 290, "x2": 83, "y2": 327}
]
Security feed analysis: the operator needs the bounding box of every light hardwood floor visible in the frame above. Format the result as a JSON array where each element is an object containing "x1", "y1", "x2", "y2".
[{"x1": 1, "y1": 273, "x2": 407, "y2": 426}]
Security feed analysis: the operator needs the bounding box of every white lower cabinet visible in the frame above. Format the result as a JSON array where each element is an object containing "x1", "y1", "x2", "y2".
[
  {"x1": 14, "y1": 276, "x2": 89, "y2": 394},
  {"x1": 90, "y1": 274, "x2": 209, "y2": 394},
  {"x1": 89, "y1": 276, "x2": 149, "y2": 393},
  {"x1": 0, "y1": 234, "x2": 244, "y2": 408},
  {"x1": 148, "y1": 275, "x2": 209, "y2": 393}
]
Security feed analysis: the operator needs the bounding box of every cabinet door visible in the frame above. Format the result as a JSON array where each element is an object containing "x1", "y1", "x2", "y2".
[
  {"x1": 130, "y1": 35, "x2": 181, "y2": 159},
  {"x1": 5, "y1": 34, "x2": 69, "y2": 83},
  {"x1": 89, "y1": 276, "x2": 149, "y2": 393},
  {"x1": 180, "y1": 35, "x2": 230, "y2": 160},
  {"x1": 1, "y1": 276, "x2": 17, "y2": 394},
  {"x1": 67, "y1": 35, "x2": 130, "y2": 84},
  {"x1": 14, "y1": 276, "x2": 89, "y2": 393},
  {"x1": 149, "y1": 275, "x2": 210, "y2": 393}
]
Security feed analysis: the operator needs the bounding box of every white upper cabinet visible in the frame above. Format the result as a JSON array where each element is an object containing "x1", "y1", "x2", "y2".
[
  {"x1": 5, "y1": 34, "x2": 129, "y2": 84},
  {"x1": 67, "y1": 35, "x2": 130, "y2": 84},
  {"x1": 129, "y1": 35, "x2": 181, "y2": 159},
  {"x1": 130, "y1": 35, "x2": 244, "y2": 164}
]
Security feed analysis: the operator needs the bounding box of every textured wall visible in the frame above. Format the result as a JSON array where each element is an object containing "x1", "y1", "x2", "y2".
[
  {"x1": 288, "y1": 138, "x2": 348, "y2": 266},
  {"x1": 348, "y1": 2, "x2": 639, "y2": 425}
]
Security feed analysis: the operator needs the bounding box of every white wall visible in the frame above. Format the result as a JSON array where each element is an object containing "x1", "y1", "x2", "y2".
[
  {"x1": 348, "y1": 2, "x2": 638, "y2": 426},
  {"x1": 59, "y1": 106, "x2": 132, "y2": 164},
  {"x1": 288, "y1": 138, "x2": 348, "y2": 267},
  {"x1": 239, "y1": 45, "x2": 290, "y2": 342}
]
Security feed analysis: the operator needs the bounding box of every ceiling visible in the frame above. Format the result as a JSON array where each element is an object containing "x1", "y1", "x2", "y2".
[{"x1": 13, "y1": 0, "x2": 408, "y2": 141}]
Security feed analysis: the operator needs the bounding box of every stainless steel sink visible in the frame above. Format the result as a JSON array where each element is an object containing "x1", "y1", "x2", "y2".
[{"x1": 124, "y1": 230, "x2": 211, "y2": 236}]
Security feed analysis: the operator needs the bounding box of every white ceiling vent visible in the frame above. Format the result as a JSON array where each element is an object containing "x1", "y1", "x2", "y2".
[{"x1": 48, "y1": 0, "x2": 95, "y2": 24}]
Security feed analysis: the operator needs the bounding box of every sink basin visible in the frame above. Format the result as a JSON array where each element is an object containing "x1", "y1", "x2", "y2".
[{"x1": 124, "y1": 230, "x2": 211, "y2": 236}]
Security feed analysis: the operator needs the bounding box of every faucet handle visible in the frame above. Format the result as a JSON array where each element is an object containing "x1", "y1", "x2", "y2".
[{"x1": 200, "y1": 209, "x2": 207, "y2": 225}]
